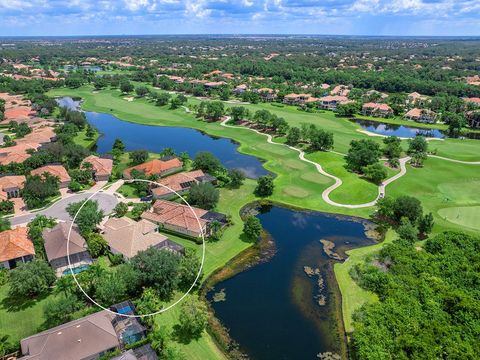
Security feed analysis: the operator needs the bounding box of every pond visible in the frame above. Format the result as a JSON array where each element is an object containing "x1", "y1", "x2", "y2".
[
  {"x1": 352, "y1": 119, "x2": 445, "y2": 138},
  {"x1": 207, "y1": 205, "x2": 376, "y2": 360},
  {"x1": 56, "y1": 97, "x2": 268, "y2": 179}
]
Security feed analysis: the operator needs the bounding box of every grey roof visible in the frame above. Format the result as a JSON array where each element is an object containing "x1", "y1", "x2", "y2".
[
  {"x1": 42, "y1": 222, "x2": 88, "y2": 262},
  {"x1": 20, "y1": 310, "x2": 119, "y2": 360}
]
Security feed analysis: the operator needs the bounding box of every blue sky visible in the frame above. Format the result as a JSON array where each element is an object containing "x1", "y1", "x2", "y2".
[{"x1": 0, "y1": 0, "x2": 479, "y2": 36}]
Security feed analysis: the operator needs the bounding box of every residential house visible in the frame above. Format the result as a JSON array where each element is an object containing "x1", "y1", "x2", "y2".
[
  {"x1": 465, "y1": 75, "x2": 480, "y2": 86},
  {"x1": 233, "y1": 84, "x2": 248, "y2": 94},
  {"x1": 204, "y1": 81, "x2": 227, "y2": 89},
  {"x1": 0, "y1": 142, "x2": 41, "y2": 165},
  {"x1": 0, "y1": 227, "x2": 35, "y2": 270},
  {"x1": 101, "y1": 217, "x2": 184, "y2": 259},
  {"x1": 407, "y1": 92, "x2": 429, "y2": 105},
  {"x1": 319, "y1": 95, "x2": 353, "y2": 110},
  {"x1": 255, "y1": 88, "x2": 277, "y2": 102},
  {"x1": 0, "y1": 175, "x2": 26, "y2": 201},
  {"x1": 330, "y1": 85, "x2": 350, "y2": 97},
  {"x1": 362, "y1": 103, "x2": 394, "y2": 117},
  {"x1": 81, "y1": 155, "x2": 113, "y2": 181},
  {"x1": 31, "y1": 164, "x2": 71, "y2": 188},
  {"x1": 123, "y1": 158, "x2": 183, "y2": 179},
  {"x1": 466, "y1": 110, "x2": 480, "y2": 128},
  {"x1": 19, "y1": 303, "x2": 147, "y2": 360},
  {"x1": 151, "y1": 170, "x2": 216, "y2": 199},
  {"x1": 142, "y1": 199, "x2": 227, "y2": 238},
  {"x1": 464, "y1": 97, "x2": 480, "y2": 107},
  {"x1": 283, "y1": 93, "x2": 318, "y2": 105},
  {"x1": 404, "y1": 108, "x2": 437, "y2": 123},
  {"x1": 42, "y1": 222, "x2": 92, "y2": 276}
]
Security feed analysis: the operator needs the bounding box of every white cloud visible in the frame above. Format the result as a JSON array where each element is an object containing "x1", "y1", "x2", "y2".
[
  {"x1": 185, "y1": 0, "x2": 211, "y2": 18},
  {"x1": 124, "y1": 0, "x2": 150, "y2": 11}
]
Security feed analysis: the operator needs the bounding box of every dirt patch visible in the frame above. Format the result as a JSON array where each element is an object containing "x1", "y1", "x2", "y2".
[{"x1": 123, "y1": 96, "x2": 134, "y2": 102}]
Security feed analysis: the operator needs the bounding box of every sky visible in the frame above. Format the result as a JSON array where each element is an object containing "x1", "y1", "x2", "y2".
[{"x1": 0, "y1": 0, "x2": 479, "y2": 37}]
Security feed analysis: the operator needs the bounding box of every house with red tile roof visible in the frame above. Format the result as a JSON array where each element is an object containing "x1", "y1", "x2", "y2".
[
  {"x1": 0, "y1": 175, "x2": 26, "y2": 201},
  {"x1": 283, "y1": 93, "x2": 318, "y2": 105},
  {"x1": 141, "y1": 200, "x2": 226, "y2": 238},
  {"x1": 330, "y1": 85, "x2": 351, "y2": 97},
  {"x1": 0, "y1": 142, "x2": 41, "y2": 165},
  {"x1": 362, "y1": 103, "x2": 394, "y2": 117},
  {"x1": 151, "y1": 170, "x2": 216, "y2": 199},
  {"x1": 123, "y1": 158, "x2": 183, "y2": 179},
  {"x1": 81, "y1": 155, "x2": 113, "y2": 181},
  {"x1": 464, "y1": 97, "x2": 480, "y2": 107},
  {"x1": 31, "y1": 164, "x2": 71, "y2": 188},
  {"x1": 0, "y1": 227, "x2": 35, "y2": 270},
  {"x1": 319, "y1": 95, "x2": 353, "y2": 110},
  {"x1": 404, "y1": 108, "x2": 437, "y2": 123}
]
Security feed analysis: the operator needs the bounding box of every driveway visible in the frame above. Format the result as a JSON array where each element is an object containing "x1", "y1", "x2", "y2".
[{"x1": 10, "y1": 191, "x2": 118, "y2": 226}]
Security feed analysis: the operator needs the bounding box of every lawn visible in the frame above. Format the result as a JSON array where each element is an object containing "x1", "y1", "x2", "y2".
[
  {"x1": 45, "y1": 85, "x2": 480, "y2": 357},
  {"x1": 334, "y1": 230, "x2": 397, "y2": 334},
  {"x1": 0, "y1": 285, "x2": 56, "y2": 344},
  {"x1": 73, "y1": 127, "x2": 99, "y2": 149}
]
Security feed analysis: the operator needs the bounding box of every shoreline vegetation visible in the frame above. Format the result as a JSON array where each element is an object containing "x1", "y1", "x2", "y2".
[{"x1": 44, "y1": 86, "x2": 480, "y2": 359}]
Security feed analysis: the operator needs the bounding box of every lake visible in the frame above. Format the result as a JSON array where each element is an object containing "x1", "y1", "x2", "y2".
[
  {"x1": 352, "y1": 119, "x2": 445, "y2": 138},
  {"x1": 56, "y1": 97, "x2": 268, "y2": 179},
  {"x1": 208, "y1": 205, "x2": 376, "y2": 360}
]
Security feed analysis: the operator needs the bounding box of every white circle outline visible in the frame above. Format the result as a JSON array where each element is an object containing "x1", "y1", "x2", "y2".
[{"x1": 66, "y1": 178, "x2": 206, "y2": 318}]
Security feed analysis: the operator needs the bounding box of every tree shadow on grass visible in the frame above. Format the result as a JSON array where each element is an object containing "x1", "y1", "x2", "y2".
[
  {"x1": 171, "y1": 324, "x2": 202, "y2": 345},
  {"x1": 1, "y1": 289, "x2": 51, "y2": 312}
]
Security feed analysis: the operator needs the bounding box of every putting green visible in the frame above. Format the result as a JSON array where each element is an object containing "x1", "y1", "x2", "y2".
[{"x1": 438, "y1": 206, "x2": 480, "y2": 231}]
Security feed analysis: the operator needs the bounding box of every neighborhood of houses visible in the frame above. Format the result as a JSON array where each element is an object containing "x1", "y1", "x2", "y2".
[
  {"x1": 155, "y1": 69, "x2": 480, "y2": 127},
  {"x1": 0, "y1": 89, "x2": 231, "y2": 359}
]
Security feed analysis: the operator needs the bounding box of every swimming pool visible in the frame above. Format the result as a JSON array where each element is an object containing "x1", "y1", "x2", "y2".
[{"x1": 62, "y1": 264, "x2": 90, "y2": 276}]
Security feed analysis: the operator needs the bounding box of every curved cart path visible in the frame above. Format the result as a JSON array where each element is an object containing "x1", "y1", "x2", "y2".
[{"x1": 220, "y1": 117, "x2": 480, "y2": 208}]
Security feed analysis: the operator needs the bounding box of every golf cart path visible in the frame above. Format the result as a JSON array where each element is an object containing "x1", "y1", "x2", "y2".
[{"x1": 220, "y1": 117, "x2": 480, "y2": 208}]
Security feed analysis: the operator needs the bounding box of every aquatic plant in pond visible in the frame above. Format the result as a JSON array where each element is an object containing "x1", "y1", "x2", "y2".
[{"x1": 208, "y1": 205, "x2": 376, "y2": 360}]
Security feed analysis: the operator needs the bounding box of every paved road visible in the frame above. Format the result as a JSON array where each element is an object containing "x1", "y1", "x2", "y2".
[{"x1": 10, "y1": 191, "x2": 118, "y2": 226}]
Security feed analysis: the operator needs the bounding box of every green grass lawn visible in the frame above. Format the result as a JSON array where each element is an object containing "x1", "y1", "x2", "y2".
[
  {"x1": 334, "y1": 230, "x2": 397, "y2": 334},
  {"x1": 45, "y1": 85, "x2": 480, "y2": 357},
  {"x1": 0, "y1": 285, "x2": 56, "y2": 344},
  {"x1": 73, "y1": 128, "x2": 99, "y2": 149}
]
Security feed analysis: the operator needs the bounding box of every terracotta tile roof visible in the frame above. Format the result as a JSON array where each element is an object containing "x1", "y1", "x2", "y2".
[
  {"x1": 0, "y1": 175, "x2": 26, "y2": 201},
  {"x1": 31, "y1": 165, "x2": 71, "y2": 183},
  {"x1": 464, "y1": 97, "x2": 480, "y2": 105},
  {"x1": 405, "y1": 108, "x2": 436, "y2": 118},
  {"x1": 81, "y1": 155, "x2": 113, "y2": 178},
  {"x1": 102, "y1": 217, "x2": 169, "y2": 258},
  {"x1": 42, "y1": 222, "x2": 87, "y2": 262},
  {"x1": 124, "y1": 158, "x2": 182, "y2": 178},
  {"x1": 141, "y1": 200, "x2": 208, "y2": 235},
  {"x1": 362, "y1": 102, "x2": 393, "y2": 112},
  {"x1": 4, "y1": 106, "x2": 33, "y2": 121},
  {"x1": 19, "y1": 126, "x2": 56, "y2": 145},
  {"x1": 330, "y1": 85, "x2": 350, "y2": 96},
  {"x1": 320, "y1": 95, "x2": 351, "y2": 103},
  {"x1": 0, "y1": 142, "x2": 40, "y2": 165},
  {"x1": 0, "y1": 227, "x2": 35, "y2": 262},
  {"x1": 151, "y1": 170, "x2": 207, "y2": 197},
  {"x1": 20, "y1": 310, "x2": 119, "y2": 360}
]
